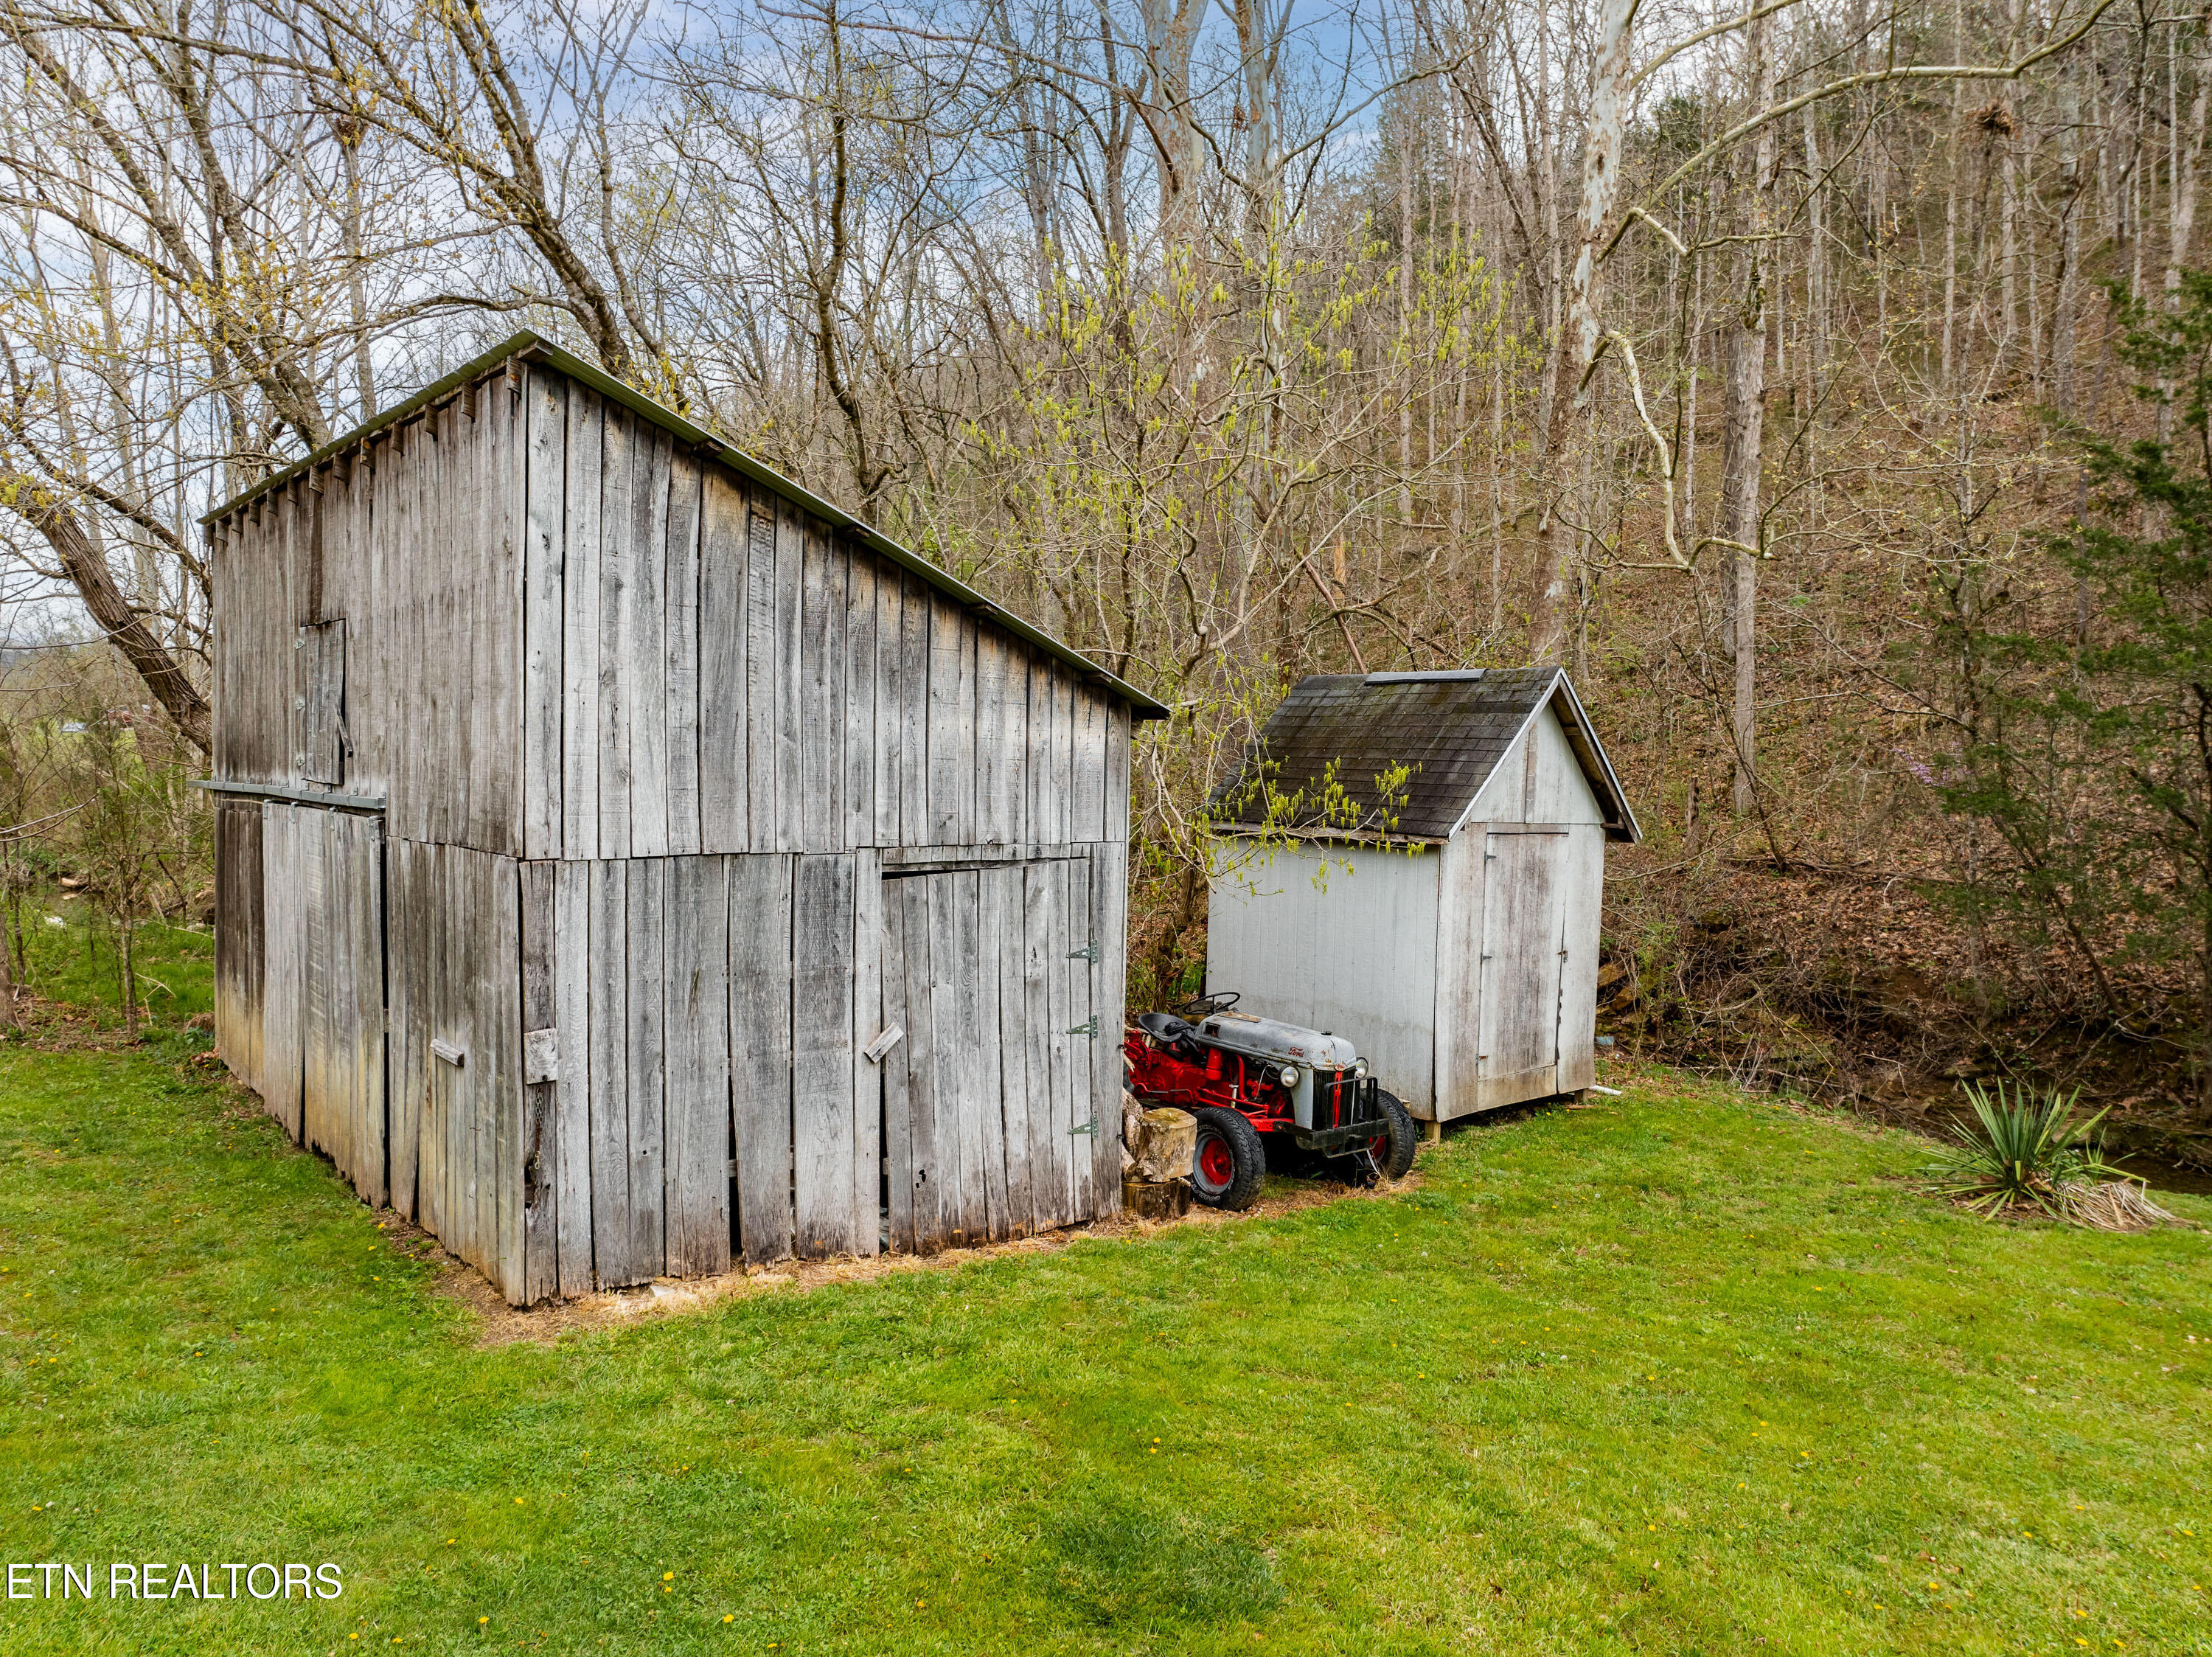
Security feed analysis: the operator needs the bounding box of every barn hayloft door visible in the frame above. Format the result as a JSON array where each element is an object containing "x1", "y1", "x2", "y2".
[
  {"x1": 1476, "y1": 826, "x2": 1570, "y2": 1105},
  {"x1": 878, "y1": 852, "x2": 1107, "y2": 1254}
]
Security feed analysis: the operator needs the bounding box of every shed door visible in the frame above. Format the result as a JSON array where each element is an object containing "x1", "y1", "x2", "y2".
[
  {"x1": 880, "y1": 854, "x2": 1104, "y2": 1253},
  {"x1": 1476, "y1": 826, "x2": 1569, "y2": 1102}
]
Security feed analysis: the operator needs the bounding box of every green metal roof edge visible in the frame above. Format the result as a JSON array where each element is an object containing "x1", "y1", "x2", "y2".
[{"x1": 201, "y1": 330, "x2": 1171, "y2": 722}]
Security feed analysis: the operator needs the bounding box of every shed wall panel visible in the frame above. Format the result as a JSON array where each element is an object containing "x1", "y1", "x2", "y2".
[
  {"x1": 1554, "y1": 824, "x2": 1607, "y2": 1094},
  {"x1": 1204, "y1": 843, "x2": 1441, "y2": 1112}
]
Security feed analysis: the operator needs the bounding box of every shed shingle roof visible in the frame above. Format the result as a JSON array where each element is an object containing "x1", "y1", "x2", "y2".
[{"x1": 1211, "y1": 667, "x2": 1641, "y2": 842}]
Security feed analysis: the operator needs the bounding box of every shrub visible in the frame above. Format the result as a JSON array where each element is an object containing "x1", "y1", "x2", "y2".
[{"x1": 1921, "y1": 1078, "x2": 2119, "y2": 1220}]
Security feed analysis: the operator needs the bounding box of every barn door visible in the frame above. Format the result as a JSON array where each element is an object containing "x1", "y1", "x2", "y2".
[
  {"x1": 879, "y1": 853, "x2": 1100, "y2": 1254},
  {"x1": 257, "y1": 802, "x2": 387, "y2": 1202},
  {"x1": 1475, "y1": 826, "x2": 1570, "y2": 1104}
]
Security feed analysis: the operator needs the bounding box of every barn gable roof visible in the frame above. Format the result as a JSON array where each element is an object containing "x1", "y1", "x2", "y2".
[
  {"x1": 1211, "y1": 667, "x2": 1641, "y2": 844},
  {"x1": 199, "y1": 330, "x2": 1168, "y2": 721}
]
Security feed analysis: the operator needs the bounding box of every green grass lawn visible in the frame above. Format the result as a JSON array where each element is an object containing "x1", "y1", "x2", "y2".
[{"x1": 0, "y1": 1023, "x2": 2207, "y2": 1655}]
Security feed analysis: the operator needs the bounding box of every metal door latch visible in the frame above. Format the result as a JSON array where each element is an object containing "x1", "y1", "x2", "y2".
[
  {"x1": 1067, "y1": 1015, "x2": 1099, "y2": 1038},
  {"x1": 1068, "y1": 939, "x2": 1100, "y2": 964}
]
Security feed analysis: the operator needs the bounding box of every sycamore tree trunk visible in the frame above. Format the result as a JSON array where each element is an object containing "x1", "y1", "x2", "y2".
[
  {"x1": 12, "y1": 490, "x2": 211, "y2": 757},
  {"x1": 1533, "y1": 0, "x2": 1638, "y2": 660},
  {"x1": 1719, "y1": 9, "x2": 1775, "y2": 816}
]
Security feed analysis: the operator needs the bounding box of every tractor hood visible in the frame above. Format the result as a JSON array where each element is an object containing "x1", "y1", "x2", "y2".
[{"x1": 1196, "y1": 1011, "x2": 1359, "y2": 1072}]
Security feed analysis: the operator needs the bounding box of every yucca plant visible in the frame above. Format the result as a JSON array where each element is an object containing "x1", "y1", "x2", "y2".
[{"x1": 1922, "y1": 1079, "x2": 2117, "y2": 1219}]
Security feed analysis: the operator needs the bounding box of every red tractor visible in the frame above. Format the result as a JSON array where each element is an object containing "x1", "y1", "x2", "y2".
[{"x1": 1123, "y1": 993, "x2": 1417, "y2": 1210}]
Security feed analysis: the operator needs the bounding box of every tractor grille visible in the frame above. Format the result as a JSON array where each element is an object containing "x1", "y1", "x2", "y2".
[{"x1": 1310, "y1": 1070, "x2": 1380, "y2": 1132}]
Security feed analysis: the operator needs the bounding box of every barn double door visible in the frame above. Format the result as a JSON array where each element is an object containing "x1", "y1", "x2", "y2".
[{"x1": 878, "y1": 853, "x2": 1115, "y2": 1252}]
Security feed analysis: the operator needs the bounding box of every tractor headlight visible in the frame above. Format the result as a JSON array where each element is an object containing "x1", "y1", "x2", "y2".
[
  {"x1": 1352, "y1": 1059, "x2": 1368, "y2": 1079},
  {"x1": 1277, "y1": 1063, "x2": 1301, "y2": 1089}
]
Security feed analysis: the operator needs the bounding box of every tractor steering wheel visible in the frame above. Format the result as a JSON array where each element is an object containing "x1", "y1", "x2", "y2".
[{"x1": 1175, "y1": 990, "x2": 1240, "y2": 1020}]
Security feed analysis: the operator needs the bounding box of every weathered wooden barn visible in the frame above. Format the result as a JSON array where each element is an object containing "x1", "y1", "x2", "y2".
[
  {"x1": 1205, "y1": 669, "x2": 1640, "y2": 1120},
  {"x1": 203, "y1": 331, "x2": 1165, "y2": 1304}
]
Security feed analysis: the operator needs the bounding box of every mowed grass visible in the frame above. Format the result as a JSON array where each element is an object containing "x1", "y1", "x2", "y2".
[{"x1": 0, "y1": 1026, "x2": 2207, "y2": 1654}]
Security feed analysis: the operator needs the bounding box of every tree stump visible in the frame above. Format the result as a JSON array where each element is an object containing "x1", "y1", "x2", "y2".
[{"x1": 1121, "y1": 1175, "x2": 1192, "y2": 1220}]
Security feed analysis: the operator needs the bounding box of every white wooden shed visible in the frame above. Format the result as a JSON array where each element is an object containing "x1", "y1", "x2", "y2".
[{"x1": 1205, "y1": 669, "x2": 1640, "y2": 1121}]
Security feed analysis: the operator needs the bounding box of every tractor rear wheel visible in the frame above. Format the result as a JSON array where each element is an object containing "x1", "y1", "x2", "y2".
[
  {"x1": 1188, "y1": 1107, "x2": 1265, "y2": 1212},
  {"x1": 1352, "y1": 1091, "x2": 1418, "y2": 1185}
]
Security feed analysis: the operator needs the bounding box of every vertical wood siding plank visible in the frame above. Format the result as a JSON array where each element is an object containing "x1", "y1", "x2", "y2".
[
  {"x1": 974, "y1": 631, "x2": 1003, "y2": 846},
  {"x1": 844, "y1": 556, "x2": 876, "y2": 849},
  {"x1": 587, "y1": 858, "x2": 631, "y2": 1285},
  {"x1": 849, "y1": 848, "x2": 883, "y2": 1255},
  {"x1": 489, "y1": 851, "x2": 525, "y2": 1302},
  {"x1": 386, "y1": 836, "x2": 421, "y2": 1222},
  {"x1": 261, "y1": 804, "x2": 305, "y2": 1143},
  {"x1": 897, "y1": 577, "x2": 928, "y2": 847},
  {"x1": 440, "y1": 840, "x2": 466, "y2": 1268},
  {"x1": 902, "y1": 875, "x2": 945, "y2": 1249},
  {"x1": 1053, "y1": 674, "x2": 1077, "y2": 847},
  {"x1": 1089, "y1": 844, "x2": 1125, "y2": 1212},
  {"x1": 663, "y1": 853, "x2": 731, "y2": 1276},
  {"x1": 1075, "y1": 692, "x2": 1108, "y2": 846},
  {"x1": 358, "y1": 818, "x2": 389, "y2": 1209},
  {"x1": 1105, "y1": 702, "x2": 1131, "y2": 845},
  {"x1": 552, "y1": 860, "x2": 596, "y2": 1296},
  {"x1": 975, "y1": 866, "x2": 1009, "y2": 1239},
  {"x1": 456, "y1": 844, "x2": 487, "y2": 1276},
  {"x1": 301, "y1": 807, "x2": 331, "y2": 1170},
  {"x1": 1001, "y1": 642, "x2": 1030, "y2": 847},
  {"x1": 698, "y1": 473, "x2": 749, "y2": 853},
  {"x1": 872, "y1": 564, "x2": 900, "y2": 847},
  {"x1": 520, "y1": 858, "x2": 557, "y2": 1303},
  {"x1": 797, "y1": 517, "x2": 841, "y2": 853},
  {"x1": 489, "y1": 377, "x2": 528, "y2": 855},
  {"x1": 774, "y1": 499, "x2": 805, "y2": 851},
  {"x1": 744, "y1": 508, "x2": 779, "y2": 851},
  {"x1": 926, "y1": 598, "x2": 961, "y2": 844},
  {"x1": 417, "y1": 843, "x2": 445, "y2": 1246},
  {"x1": 957, "y1": 619, "x2": 978, "y2": 843},
  {"x1": 625, "y1": 857, "x2": 667, "y2": 1277},
  {"x1": 1024, "y1": 656, "x2": 1051, "y2": 848},
  {"x1": 596, "y1": 406, "x2": 634, "y2": 859},
  {"x1": 562, "y1": 387, "x2": 603, "y2": 860},
  {"x1": 995, "y1": 864, "x2": 1033, "y2": 1237},
  {"x1": 628, "y1": 426, "x2": 673, "y2": 858},
  {"x1": 523, "y1": 370, "x2": 567, "y2": 860},
  {"x1": 945, "y1": 870, "x2": 983, "y2": 1243},
  {"x1": 1026, "y1": 859, "x2": 1065, "y2": 1230},
  {"x1": 880, "y1": 872, "x2": 915, "y2": 1252},
  {"x1": 793, "y1": 853, "x2": 858, "y2": 1255},
  {"x1": 664, "y1": 454, "x2": 705, "y2": 857},
  {"x1": 729, "y1": 854, "x2": 796, "y2": 1263},
  {"x1": 1062, "y1": 854, "x2": 1096, "y2": 1220}
]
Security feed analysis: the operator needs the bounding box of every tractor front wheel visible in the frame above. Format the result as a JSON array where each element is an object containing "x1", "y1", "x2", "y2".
[
  {"x1": 1352, "y1": 1091, "x2": 1418, "y2": 1185},
  {"x1": 1189, "y1": 1107, "x2": 1266, "y2": 1212}
]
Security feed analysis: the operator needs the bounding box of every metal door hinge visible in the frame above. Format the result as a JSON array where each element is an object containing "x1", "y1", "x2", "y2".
[
  {"x1": 1068, "y1": 939, "x2": 1100, "y2": 964},
  {"x1": 1069, "y1": 1116, "x2": 1097, "y2": 1137},
  {"x1": 1068, "y1": 1015, "x2": 1099, "y2": 1038}
]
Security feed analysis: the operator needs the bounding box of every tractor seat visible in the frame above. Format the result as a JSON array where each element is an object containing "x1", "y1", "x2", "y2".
[{"x1": 1137, "y1": 1011, "x2": 1197, "y2": 1046}]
